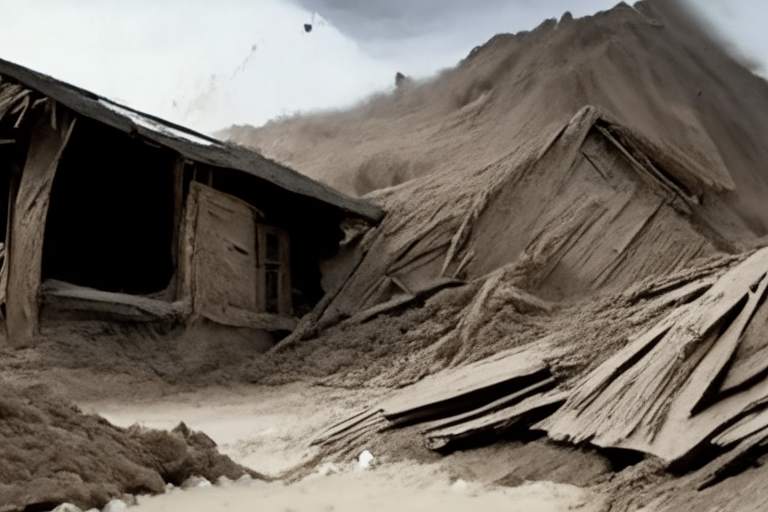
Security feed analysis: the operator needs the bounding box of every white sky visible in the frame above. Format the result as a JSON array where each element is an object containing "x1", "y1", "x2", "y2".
[{"x1": 0, "y1": 1, "x2": 763, "y2": 134}]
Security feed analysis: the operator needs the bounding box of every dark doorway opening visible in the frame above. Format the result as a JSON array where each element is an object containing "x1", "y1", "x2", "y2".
[{"x1": 42, "y1": 120, "x2": 175, "y2": 295}]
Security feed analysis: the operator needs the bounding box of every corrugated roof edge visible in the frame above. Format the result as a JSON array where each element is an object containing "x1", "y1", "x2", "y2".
[{"x1": 0, "y1": 57, "x2": 384, "y2": 223}]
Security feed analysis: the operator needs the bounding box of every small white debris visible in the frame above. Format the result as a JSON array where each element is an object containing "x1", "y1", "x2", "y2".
[
  {"x1": 358, "y1": 450, "x2": 375, "y2": 469},
  {"x1": 102, "y1": 499, "x2": 127, "y2": 512},
  {"x1": 52, "y1": 504, "x2": 82, "y2": 512}
]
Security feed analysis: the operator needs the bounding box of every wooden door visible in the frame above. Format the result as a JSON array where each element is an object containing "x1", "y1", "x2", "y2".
[{"x1": 181, "y1": 182, "x2": 259, "y2": 325}]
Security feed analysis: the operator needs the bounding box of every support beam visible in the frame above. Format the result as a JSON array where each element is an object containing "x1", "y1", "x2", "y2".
[{"x1": 5, "y1": 106, "x2": 76, "y2": 347}]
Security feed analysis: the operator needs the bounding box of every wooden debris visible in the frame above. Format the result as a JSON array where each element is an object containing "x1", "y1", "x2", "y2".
[
  {"x1": 379, "y1": 345, "x2": 549, "y2": 425},
  {"x1": 419, "y1": 376, "x2": 557, "y2": 434},
  {"x1": 689, "y1": 425, "x2": 768, "y2": 490},
  {"x1": 539, "y1": 247, "x2": 768, "y2": 463},
  {"x1": 313, "y1": 412, "x2": 389, "y2": 447},
  {"x1": 345, "y1": 277, "x2": 464, "y2": 325},
  {"x1": 310, "y1": 345, "x2": 554, "y2": 450},
  {"x1": 311, "y1": 408, "x2": 384, "y2": 446},
  {"x1": 712, "y1": 408, "x2": 768, "y2": 448},
  {"x1": 424, "y1": 390, "x2": 568, "y2": 450}
]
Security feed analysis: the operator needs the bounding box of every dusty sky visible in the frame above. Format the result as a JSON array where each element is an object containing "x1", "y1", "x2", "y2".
[{"x1": 0, "y1": 1, "x2": 763, "y2": 133}]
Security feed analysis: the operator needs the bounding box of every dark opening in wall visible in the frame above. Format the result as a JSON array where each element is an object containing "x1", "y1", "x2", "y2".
[{"x1": 42, "y1": 119, "x2": 175, "y2": 295}]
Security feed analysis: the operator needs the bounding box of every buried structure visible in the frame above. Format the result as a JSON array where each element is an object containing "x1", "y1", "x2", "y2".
[
  {"x1": 0, "y1": 58, "x2": 383, "y2": 349},
  {"x1": 238, "y1": 2, "x2": 768, "y2": 509}
]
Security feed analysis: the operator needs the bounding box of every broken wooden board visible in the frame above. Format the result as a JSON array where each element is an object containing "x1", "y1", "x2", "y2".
[
  {"x1": 312, "y1": 411, "x2": 389, "y2": 447},
  {"x1": 312, "y1": 409, "x2": 384, "y2": 446},
  {"x1": 345, "y1": 277, "x2": 464, "y2": 325},
  {"x1": 688, "y1": 425, "x2": 768, "y2": 490},
  {"x1": 424, "y1": 390, "x2": 568, "y2": 451},
  {"x1": 419, "y1": 376, "x2": 557, "y2": 434},
  {"x1": 712, "y1": 407, "x2": 768, "y2": 448},
  {"x1": 40, "y1": 280, "x2": 185, "y2": 324},
  {"x1": 378, "y1": 345, "x2": 549, "y2": 426},
  {"x1": 719, "y1": 289, "x2": 768, "y2": 394},
  {"x1": 681, "y1": 273, "x2": 768, "y2": 415},
  {"x1": 539, "y1": 247, "x2": 768, "y2": 463}
]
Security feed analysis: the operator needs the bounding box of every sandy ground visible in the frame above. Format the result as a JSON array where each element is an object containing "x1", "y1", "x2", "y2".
[{"x1": 80, "y1": 382, "x2": 607, "y2": 511}]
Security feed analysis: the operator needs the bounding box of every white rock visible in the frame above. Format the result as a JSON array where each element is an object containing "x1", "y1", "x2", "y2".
[
  {"x1": 85, "y1": 509, "x2": 100, "y2": 512},
  {"x1": 236, "y1": 473, "x2": 253, "y2": 483},
  {"x1": 358, "y1": 450, "x2": 374, "y2": 469},
  {"x1": 52, "y1": 504, "x2": 82, "y2": 512},
  {"x1": 102, "y1": 500, "x2": 127, "y2": 512}
]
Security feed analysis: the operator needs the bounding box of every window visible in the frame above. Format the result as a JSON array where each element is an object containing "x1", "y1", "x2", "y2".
[{"x1": 257, "y1": 225, "x2": 291, "y2": 315}]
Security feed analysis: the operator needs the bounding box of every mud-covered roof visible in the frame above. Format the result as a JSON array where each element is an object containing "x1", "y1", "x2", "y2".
[{"x1": 0, "y1": 57, "x2": 384, "y2": 223}]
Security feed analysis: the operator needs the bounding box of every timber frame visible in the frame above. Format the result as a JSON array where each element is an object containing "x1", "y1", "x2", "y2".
[{"x1": 0, "y1": 57, "x2": 384, "y2": 348}]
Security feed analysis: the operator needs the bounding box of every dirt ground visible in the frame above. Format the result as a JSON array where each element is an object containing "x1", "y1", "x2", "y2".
[{"x1": 80, "y1": 382, "x2": 608, "y2": 511}]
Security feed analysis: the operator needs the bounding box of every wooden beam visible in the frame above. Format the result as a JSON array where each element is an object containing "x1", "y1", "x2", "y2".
[{"x1": 6, "y1": 109, "x2": 76, "y2": 346}]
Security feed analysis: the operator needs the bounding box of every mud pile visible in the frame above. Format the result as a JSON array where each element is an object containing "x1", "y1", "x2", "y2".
[{"x1": 0, "y1": 380, "x2": 256, "y2": 512}]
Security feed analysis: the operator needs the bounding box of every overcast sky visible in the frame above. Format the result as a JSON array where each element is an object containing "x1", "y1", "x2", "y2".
[{"x1": 0, "y1": 1, "x2": 764, "y2": 133}]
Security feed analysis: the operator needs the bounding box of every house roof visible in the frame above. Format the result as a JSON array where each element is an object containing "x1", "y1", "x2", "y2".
[{"x1": 0, "y1": 57, "x2": 384, "y2": 223}]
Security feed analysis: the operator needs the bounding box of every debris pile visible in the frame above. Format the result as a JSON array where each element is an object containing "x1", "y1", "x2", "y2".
[
  {"x1": 0, "y1": 381, "x2": 258, "y2": 512},
  {"x1": 223, "y1": 1, "x2": 768, "y2": 509}
]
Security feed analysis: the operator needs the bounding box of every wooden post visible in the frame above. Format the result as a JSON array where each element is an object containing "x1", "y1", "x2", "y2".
[{"x1": 6, "y1": 105, "x2": 76, "y2": 347}]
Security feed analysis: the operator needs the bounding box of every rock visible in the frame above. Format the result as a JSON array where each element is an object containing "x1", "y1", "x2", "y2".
[
  {"x1": 102, "y1": 500, "x2": 127, "y2": 512},
  {"x1": 52, "y1": 504, "x2": 82, "y2": 512},
  {"x1": 358, "y1": 450, "x2": 374, "y2": 469}
]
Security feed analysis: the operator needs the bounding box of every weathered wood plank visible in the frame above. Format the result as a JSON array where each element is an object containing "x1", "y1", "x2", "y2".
[
  {"x1": 311, "y1": 408, "x2": 384, "y2": 446},
  {"x1": 420, "y1": 377, "x2": 557, "y2": 434},
  {"x1": 425, "y1": 391, "x2": 568, "y2": 450},
  {"x1": 315, "y1": 412, "x2": 388, "y2": 447},
  {"x1": 683, "y1": 274, "x2": 768, "y2": 414},
  {"x1": 379, "y1": 345, "x2": 548, "y2": 422},
  {"x1": 540, "y1": 247, "x2": 768, "y2": 461},
  {"x1": 6, "y1": 107, "x2": 76, "y2": 347},
  {"x1": 712, "y1": 408, "x2": 768, "y2": 447},
  {"x1": 689, "y1": 426, "x2": 768, "y2": 490}
]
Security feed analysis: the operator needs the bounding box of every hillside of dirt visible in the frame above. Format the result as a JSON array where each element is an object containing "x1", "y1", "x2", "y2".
[
  {"x1": 211, "y1": 2, "x2": 768, "y2": 511},
  {"x1": 223, "y1": 1, "x2": 768, "y2": 237}
]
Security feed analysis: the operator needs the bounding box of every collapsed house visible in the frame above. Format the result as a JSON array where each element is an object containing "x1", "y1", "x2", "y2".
[
  {"x1": 244, "y1": 2, "x2": 768, "y2": 502},
  {"x1": 0, "y1": 57, "x2": 383, "y2": 349}
]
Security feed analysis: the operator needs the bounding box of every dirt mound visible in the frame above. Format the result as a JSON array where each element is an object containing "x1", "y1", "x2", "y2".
[
  {"x1": 221, "y1": 1, "x2": 768, "y2": 336},
  {"x1": 0, "y1": 381, "x2": 256, "y2": 512},
  {"x1": 224, "y1": 1, "x2": 768, "y2": 235}
]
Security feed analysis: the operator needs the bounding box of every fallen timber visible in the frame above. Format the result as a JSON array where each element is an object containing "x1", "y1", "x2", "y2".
[{"x1": 314, "y1": 247, "x2": 768, "y2": 488}]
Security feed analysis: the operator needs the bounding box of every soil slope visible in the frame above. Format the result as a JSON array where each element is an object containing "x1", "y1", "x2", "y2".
[{"x1": 224, "y1": 1, "x2": 768, "y2": 236}]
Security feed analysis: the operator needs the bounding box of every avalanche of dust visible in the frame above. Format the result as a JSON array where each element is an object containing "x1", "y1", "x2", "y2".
[{"x1": 10, "y1": 0, "x2": 768, "y2": 511}]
